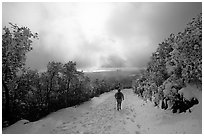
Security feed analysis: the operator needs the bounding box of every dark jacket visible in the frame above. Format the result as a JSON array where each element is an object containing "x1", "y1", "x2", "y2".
[{"x1": 115, "y1": 92, "x2": 124, "y2": 102}]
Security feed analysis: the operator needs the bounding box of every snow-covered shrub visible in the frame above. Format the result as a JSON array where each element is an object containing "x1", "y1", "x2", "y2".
[{"x1": 132, "y1": 13, "x2": 202, "y2": 113}]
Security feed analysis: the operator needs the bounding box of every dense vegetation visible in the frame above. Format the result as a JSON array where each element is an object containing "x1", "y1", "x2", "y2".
[
  {"x1": 132, "y1": 14, "x2": 202, "y2": 111},
  {"x1": 2, "y1": 23, "x2": 119, "y2": 127}
]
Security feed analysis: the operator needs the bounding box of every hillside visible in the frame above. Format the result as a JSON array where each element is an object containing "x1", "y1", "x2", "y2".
[{"x1": 85, "y1": 69, "x2": 141, "y2": 80}]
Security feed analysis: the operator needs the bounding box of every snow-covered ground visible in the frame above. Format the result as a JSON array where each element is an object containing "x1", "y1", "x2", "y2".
[{"x1": 2, "y1": 89, "x2": 202, "y2": 134}]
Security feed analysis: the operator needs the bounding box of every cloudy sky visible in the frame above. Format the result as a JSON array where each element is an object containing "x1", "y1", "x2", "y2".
[{"x1": 2, "y1": 2, "x2": 201, "y2": 72}]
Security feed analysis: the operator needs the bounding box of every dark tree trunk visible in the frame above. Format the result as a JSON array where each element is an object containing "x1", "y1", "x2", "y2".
[
  {"x1": 47, "y1": 76, "x2": 54, "y2": 112},
  {"x1": 46, "y1": 80, "x2": 50, "y2": 113},
  {"x1": 37, "y1": 80, "x2": 43, "y2": 105},
  {"x1": 2, "y1": 80, "x2": 10, "y2": 121},
  {"x1": 66, "y1": 78, "x2": 71, "y2": 107}
]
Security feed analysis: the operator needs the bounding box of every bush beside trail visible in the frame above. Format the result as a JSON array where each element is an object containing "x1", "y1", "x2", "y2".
[{"x1": 132, "y1": 13, "x2": 201, "y2": 113}]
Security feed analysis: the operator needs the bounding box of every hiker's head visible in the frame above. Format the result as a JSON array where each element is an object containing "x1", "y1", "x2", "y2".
[{"x1": 118, "y1": 89, "x2": 121, "y2": 92}]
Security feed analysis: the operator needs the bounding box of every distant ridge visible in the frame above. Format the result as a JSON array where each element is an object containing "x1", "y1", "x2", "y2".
[
  {"x1": 84, "y1": 67, "x2": 144, "y2": 82},
  {"x1": 83, "y1": 67, "x2": 145, "y2": 73}
]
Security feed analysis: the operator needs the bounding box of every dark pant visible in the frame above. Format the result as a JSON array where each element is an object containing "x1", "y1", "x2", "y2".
[{"x1": 116, "y1": 99, "x2": 122, "y2": 110}]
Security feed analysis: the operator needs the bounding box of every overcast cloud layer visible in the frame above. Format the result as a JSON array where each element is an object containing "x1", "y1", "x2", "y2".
[{"x1": 2, "y1": 2, "x2": 201, "y2": 72}]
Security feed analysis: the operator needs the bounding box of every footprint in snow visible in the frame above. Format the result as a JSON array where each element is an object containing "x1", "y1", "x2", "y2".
[
  {"x1": 82, "y1": 124, "x2": 86, "y2": 127},
  {"x1": 72, "y1": 126, "x2": 76, "y2": 129},
  {"x1": 83, "y1": 131, "x2": 91, "y2": 134},
  {"x1": 135, "y1": 131, "x2": 140, "y2": 134},
  {"x1": 137, "y1": 124, "x2": 141, "y2": 129},
  {"x1": 125, "y1": 111, "x2": 131, "y2": 115},
  {"x1": 56, "y1": 124, "x2": 68, "y2": 129},
  {"x1": 51, "y1": 129, "x2": 57, "y2": 133},
  {"x1": 62, "y1": 121, "x2": 70, "y2": 124},
  {"x1": 130, "y1": 118, "x2": 135, "y2": 123}
]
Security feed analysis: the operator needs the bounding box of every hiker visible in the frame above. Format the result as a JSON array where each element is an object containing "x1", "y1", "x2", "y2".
[{"x1": 115, "y1": 84, "x2": 124, "y2": 111}]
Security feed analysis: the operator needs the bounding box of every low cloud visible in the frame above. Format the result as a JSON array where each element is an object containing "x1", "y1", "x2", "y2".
[
  {"x1": 2, "y1": 2, "x2": 202, "y2": 71},
  {"x1": 101, "y1": 54, "x2": 127, "y2": 68}
]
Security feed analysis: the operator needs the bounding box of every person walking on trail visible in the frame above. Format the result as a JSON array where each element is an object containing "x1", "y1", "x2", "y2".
[{"x1": 115, "y1": 84, "x2": 124, "y2": 111}]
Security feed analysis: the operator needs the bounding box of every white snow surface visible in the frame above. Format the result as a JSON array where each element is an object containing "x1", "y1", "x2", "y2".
[{"x1": 3, "y1": 89, "x2": 202, "y2": 134}]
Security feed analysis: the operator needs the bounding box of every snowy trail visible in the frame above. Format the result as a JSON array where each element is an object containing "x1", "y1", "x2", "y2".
[{"x1": 3, "y1": 89, "x2": 202, "y2": 134}]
